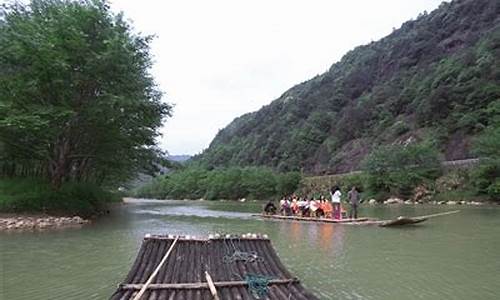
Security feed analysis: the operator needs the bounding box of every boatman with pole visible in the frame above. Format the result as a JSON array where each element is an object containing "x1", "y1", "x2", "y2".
[{"x1": 347, "y1": 186, "x2": 360, "y2": 219}]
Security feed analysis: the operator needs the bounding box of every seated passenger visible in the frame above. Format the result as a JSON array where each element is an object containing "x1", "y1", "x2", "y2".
[
  {"x1": 323, "y1": 200, "x2": 333, "y2": 218},
  {"x1": 297, "y1": 198, "x2": 307, "y2": 216},
  {"x1": 290, "y1": 198, "x2": 299, "y2": 215},
  {"x1": 316, "y1": 199, "x2": 325, "y2": 218},
  {"x1": 279, "y1": 197, "x2": 286, "y2": 215},
  {"x1": 283, "y1": 198, "x2": 292, "y2": 216},
  {"x1": 309, "y1": 198, "x2": 319, "y2": 217}
]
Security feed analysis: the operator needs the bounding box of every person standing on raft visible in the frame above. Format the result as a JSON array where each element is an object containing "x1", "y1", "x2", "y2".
[
  {"x1": 330, "y1": 186, "x2": 342, "y2": 219},
  {"x1": 347, "y1": 186, "x2": 360, "y2": 219}
]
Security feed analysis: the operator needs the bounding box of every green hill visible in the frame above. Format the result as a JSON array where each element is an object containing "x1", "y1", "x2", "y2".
[{"x1": 195, "y1": 0, "x2": 500, "y2": 175}]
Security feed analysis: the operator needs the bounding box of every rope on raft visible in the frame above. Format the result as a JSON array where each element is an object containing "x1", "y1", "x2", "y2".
[
  {"x1": 243, "y1": 273, "x2": 274, "y2": 299},
  {"x1": 222, "y1": 236, "x2": 264, "y2": 263},
  {"x1": 221, "y1": 236, "x2": 271, "y2": 298},
  {"x1": 223, "y1": 250, "x2": 264, "y2": 263}
]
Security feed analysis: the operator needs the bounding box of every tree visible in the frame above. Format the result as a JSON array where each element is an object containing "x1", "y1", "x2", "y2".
[
  {"x1": 276, "y1": 172, "x2": 301, "y2": 196},
  {"x1": 473, "y1": 124, "x2": 500, "y2": 198},
  {"x1": 0, "y1": 0, "x2": 171, "y2": 188},
  {"x1": 362, "y1": 142, "x2": 441, "y2": 197}
]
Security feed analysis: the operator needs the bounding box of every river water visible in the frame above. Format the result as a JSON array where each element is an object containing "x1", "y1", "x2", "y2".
[{"x1": 1, "y1": 199, "x2": 499, "y2": 300}]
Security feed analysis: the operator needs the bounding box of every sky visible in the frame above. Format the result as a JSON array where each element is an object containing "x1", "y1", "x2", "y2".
[{"x1": 109, "y1": 0, "x2": 446, "y2": 156}]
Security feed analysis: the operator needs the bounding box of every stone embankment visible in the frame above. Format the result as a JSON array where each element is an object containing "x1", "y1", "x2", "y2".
[{"x1": 0, "y1": 215, "x2": 89, "y2": 231}]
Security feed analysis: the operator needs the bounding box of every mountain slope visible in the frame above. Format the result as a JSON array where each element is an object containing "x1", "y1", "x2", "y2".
[{"x1": 196, "y1": 0, "x2": 500, "y2": 174}]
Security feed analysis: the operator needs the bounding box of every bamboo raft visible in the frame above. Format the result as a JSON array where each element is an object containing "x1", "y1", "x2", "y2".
[
  {"x1": 111, "y1": 234, "x2": 319, "y2": 300},
  {"x1": 254, "y1": 214, "x2": 374, "y2": 224},
  {"x1": 255, "y1": 210, "x2": 460, "y2": 227}
]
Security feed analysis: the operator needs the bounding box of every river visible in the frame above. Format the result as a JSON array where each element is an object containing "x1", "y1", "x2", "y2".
[{"x1": 1, "y1": 199, "x2": 499, "y2": 300}]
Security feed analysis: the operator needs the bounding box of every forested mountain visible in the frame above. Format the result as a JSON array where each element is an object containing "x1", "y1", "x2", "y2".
[
  {"x1": 195, "y1": 0, "x2": 500, "y2": 175},
  {"x1": 168, "y1": 155, "x2": 192, "y2": 163}
]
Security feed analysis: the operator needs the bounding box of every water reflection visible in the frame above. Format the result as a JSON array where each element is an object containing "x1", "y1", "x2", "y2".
[{"x1": 319, "y1": 223, "x2": 345, "y2": 253}]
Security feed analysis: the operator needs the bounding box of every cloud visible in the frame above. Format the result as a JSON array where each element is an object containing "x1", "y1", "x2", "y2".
[{"x1": 109, "y1": 0, "x2": 446, "y2": 155}]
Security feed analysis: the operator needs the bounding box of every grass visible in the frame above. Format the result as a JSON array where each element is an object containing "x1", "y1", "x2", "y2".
[{"x1": 0, "y1": 177, "x2": 122, "y2": 217}]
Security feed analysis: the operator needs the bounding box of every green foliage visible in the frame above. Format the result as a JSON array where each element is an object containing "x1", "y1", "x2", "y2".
[
  {"x1": 134, "y1": 167, "x2": 302, "y2": 200},
  {"x1": 475, "y1": 126, "x2": 500, "y2": 159},
  {"x1": 339, "y1": 173, "x2": 365, "y2": 193},
  {"x1": 276, "y1": 172, "x2": 301, "y2": 196},
  {"x1": 473, "y1": 124, "x2": 500, "y2": 199},
  {"x1": 0, "y1": 177, "x2": 119, "y2": 217},
  {"x1": 362, "y1": 142, "x2": 441, "y2": 197},
  {"x1": 0, "y1": 0, "x2": 171, "y2": 189},
  {"x1": 391, "y1": 121, "x2": 410, "y2": 136}
]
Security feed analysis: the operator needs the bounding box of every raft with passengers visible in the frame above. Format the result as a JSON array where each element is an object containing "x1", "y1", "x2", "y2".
[{"x1": 256, "y1": 186, "x2": 459, "y2": 227}]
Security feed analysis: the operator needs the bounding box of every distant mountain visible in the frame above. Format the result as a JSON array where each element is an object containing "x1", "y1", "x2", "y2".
[
  {"x1": 195, "y1": 0, "x2": 500, "y2": 175},
  {"x1": 168, "y1": 155, "x2": 192, "y2": 163}
]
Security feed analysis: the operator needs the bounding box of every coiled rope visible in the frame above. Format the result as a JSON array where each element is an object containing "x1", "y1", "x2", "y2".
[
  {"x1": 243, "y1": 273, "x2": 274, "y2": 299},
  {"x1": 221, "y1": 237, "x2": 271, "y2": 298},
  {"x1": 222, "y1": 237, "x2": 264, "y2": 264},
  {"x1": 223, "y1": 250, "x2": 264, "y2": 263}
]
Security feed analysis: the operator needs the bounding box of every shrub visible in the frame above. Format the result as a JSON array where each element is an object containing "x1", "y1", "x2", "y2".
[
  {"x1": 362, "y1": 142, "x2": 441, "y2": 197},
  {"x1": 392, "y1": 121, "x2": 410, "y2": 136},
  {"x1": 0, "y1": 178, "x2": 118, "y2": 217},
  {"x1": 473, "y1": 125, "x2": 500, "y2": 199}
]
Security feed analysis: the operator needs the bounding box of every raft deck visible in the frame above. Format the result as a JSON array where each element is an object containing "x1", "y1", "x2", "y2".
[
  {"x1": 254, "y1": 214, "x2": 375, "y2": 224},
  {"x1": 255, "y1": 210, "x2": 460, "y2": 227},
  {"x1": 111, "y1": 234, "x2": 319, "y2": 300}
]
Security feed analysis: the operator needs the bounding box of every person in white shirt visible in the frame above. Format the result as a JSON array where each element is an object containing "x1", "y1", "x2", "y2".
[{"x1": 330, "y1": 186, "x2": 342, "y2": 219}]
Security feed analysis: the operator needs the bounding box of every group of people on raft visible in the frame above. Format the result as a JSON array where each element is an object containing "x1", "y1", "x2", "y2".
[{"x1": 264, "y1": 186, "x2": 361, "y2": 220}]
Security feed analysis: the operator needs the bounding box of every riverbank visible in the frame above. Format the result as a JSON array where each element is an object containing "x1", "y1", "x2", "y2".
[{"x1": 0, "y1": 214, "x2": 89, "y2": 231}]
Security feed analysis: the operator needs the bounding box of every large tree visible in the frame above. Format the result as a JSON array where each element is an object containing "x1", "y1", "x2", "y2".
[{"x1": 0, "y1": 0, "x2": 171, "y2": 188}]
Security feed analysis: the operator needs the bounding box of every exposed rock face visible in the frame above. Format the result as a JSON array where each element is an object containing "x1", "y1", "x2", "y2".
[{"x1": 0, "y1": 216, "x2": 89, "y2": 231}]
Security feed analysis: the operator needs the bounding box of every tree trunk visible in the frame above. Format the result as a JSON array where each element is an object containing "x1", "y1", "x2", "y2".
[{"x1": 48, "y1": 137, "x2": 71, "y2": 189}]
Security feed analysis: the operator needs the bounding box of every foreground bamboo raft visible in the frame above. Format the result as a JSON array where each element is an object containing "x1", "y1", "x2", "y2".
[
  {"x1": 255, "y1": 210, "x2": 460, "y2": 227},
  {"x1": 111, "y1": 234, "x2": 319, "y2": 300}
]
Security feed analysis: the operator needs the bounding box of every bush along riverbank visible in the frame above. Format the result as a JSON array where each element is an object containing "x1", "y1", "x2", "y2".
[{"x1": 0, "y1": 178, "x2": 122, "y2": 220}]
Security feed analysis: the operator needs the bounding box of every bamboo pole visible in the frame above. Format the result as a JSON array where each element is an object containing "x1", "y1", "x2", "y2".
[
  {"x1": 132, "y1": 237, "x2": 179, "y2": 300},
  {"x1": 411, "y1": 210, "x2": 460, "y2": 219},
  {"x1": 121, "y1": 278, "x2": 298, "y2": 290},
  {"x1": 205, "y1": 271, "x2": 220, "y2": 300}
]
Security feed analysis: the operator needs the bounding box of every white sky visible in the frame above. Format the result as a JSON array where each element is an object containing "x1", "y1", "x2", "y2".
[{"x1": 109, "y1": 0, "x2": 446, "y2": 155}]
